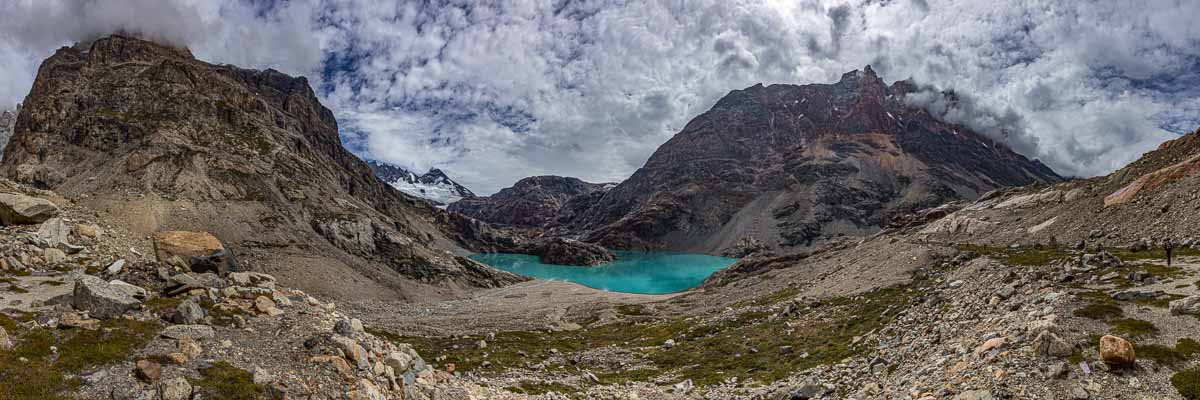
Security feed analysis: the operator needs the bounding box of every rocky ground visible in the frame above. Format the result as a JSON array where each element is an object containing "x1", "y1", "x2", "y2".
[{"x1": 0, "y1": 180, "x2": 510, "y2": 400}]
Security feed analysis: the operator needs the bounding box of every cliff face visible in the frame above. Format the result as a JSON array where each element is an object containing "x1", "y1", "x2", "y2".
[
  {"x1": 448, "y1": 176, "x2": 613, "y2": 230},
  {"x1": 558, "y1": 67, "x2": 1061, "y2": 253},
  {"x1": 0, "y1": 35, "x2": 523, "y2": 299}
]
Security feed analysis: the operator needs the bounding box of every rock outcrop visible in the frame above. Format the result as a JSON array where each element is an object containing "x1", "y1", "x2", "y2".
[
  {"x1": 0, "y1": 34, "x2": 521, "y2": 298},
  {"x1": 0, "y1": 106, "x2": 15, "y2": 162},
  {"x1": 523, "y1": 238, "x2": 616, "y2": 266}
]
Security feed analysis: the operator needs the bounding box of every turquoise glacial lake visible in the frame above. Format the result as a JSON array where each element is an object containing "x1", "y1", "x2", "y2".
[{"x1": 469, "y1": 251, "x2": 738, "y2": 294}]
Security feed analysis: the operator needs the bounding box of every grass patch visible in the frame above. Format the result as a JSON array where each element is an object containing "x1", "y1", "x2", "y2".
[
  {"x1": 956, "y1": 244, "x2": 1067, "y2": 267},
  {"x1": 1073, "y1": 303, "x2": 1124, "y2": 320},
  {"x1": 616, "y1": 304, "x2": 651, "y2": 316},
  {"x1": 1178, "y1": 338, "x2": 1200, "y2": 358},
  {"x1": 1109, "y1": 318, "x2": 1159, "y2": 339},
  {"x1": 1174, "y1": 366, "x2": 1200, "y2": 400},
  {"x1": 1135, "y1": 344, "x2": 1189, "y2": 366},
  {"x1": 379, "y1": 280, "x2": 922, "y2": 388},
  {"x1": 191, "y1": 361, "x2": 275, "y2": 400},
  {"x1": 0, "y1": 318, "x2": 161, "y2": 399},
  {"x1": 503, "y1": 381, "x2": 580, "y2": 397}
]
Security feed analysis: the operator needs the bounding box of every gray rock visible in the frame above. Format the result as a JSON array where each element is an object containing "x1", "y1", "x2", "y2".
[
  {"x1": 105, "y1": 259, "x2": 126, "y2": 275},
  {"x1": 1169, "y1": 296, "x2": 1200, "y2": 315},
  {"x1": 158, "y1": 377, "x2": 192, "y2": 400},
  {"x1": 0, "y1": 326, "x2": 12, "y2": 351},
  {"x1": 954, "y1": 390, "x2": 995, "y2": 400},
  {"x1": 334, "y1": 319, "x2": 354, "y2": 336},
  {"x1": 0, "y1": 192, "x2": 59, "y2": 225},
  {"x1": 160, "y1": 324, "x2": 216, "y2": 340},
  {"x1": 1112, "y1": 290, "x2": 1156, "y2": 301},
  {"x1": 789, "y1": 381, "x2": 832, "y2": 399},
  {"x1": 1032, "y1": 331, "x2": 1072, "y2": 357},
  {"x1": 109, "y1": 280, "x2": 148, "y2": 300},
  {"x1": 171, "y1": 299, "x2": 206, "y2": 324},
  {"x1": 72, "y1": 275, "x2": 142, "y2": 319},
  {"x1": 35, "y1": 217, "x2": 70, "y2": 249}
]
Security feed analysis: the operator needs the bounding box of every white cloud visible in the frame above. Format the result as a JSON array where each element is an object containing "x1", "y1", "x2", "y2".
[{"x1": 1, "y1": 0, "x2": 1198, "y2": 193}]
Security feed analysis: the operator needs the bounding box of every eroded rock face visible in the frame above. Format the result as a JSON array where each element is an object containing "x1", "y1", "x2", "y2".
[
  {"x1": 526, "y1": 238, "x2": 616, "y2": 266},
  {"x1": 530, "y1": 67, "x2": 1061, "y2": 253},
  {"x1": 0, "y1": 34, "x2": 519, "y2": 294}
]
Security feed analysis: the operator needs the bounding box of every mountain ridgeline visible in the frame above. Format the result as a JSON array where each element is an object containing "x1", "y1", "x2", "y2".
[
  {"x1": 0, "y1": 34, "x2": 522, "y2": 300},
  {"x1": 457, "y1": 67, "x2": 1062, "y2": 255}
]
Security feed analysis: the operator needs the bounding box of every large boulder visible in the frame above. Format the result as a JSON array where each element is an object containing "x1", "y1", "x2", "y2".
[
  {"x1": 1170, "y1": 296, "x2": 1200, "y2": 316},
  {"x1": 525, "y1": 238, "x2": 615, "y2": 266},
  {"x1": 152, "y1": 231, "x2": 237, "y2": 275},
  {"x1": 0, "y1": 192, "x2": 59, "y2": 225},
  {"x1": 72, "y1": 275, "x2": 143, "y2": 319},
  {"x1": 1099, "y1": 335, "x2": 1136, "y2": 366}
]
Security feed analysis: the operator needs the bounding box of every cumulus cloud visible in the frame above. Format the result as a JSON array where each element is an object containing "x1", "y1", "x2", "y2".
[{"x1": 0, "y1": 0, "x2": 1197, "y2": 192}]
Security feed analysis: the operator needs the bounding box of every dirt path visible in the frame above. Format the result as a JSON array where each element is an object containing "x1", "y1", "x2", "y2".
[{"x1": 347, "y1": 279, "x2": 681, "y2": 336}]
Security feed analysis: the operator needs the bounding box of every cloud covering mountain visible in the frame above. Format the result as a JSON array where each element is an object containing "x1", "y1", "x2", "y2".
[{"x1": 1, "y1": 0, "x2": 1197, "y2": 194}]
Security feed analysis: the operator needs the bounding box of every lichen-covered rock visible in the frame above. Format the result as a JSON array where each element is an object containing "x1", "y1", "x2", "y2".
[
  {"x1": 1170, "y1": 295, "x2": 1200, "y2": 316},
  {"x1": 0, "y1": 192, "x2": 58, "y2": 225},
  {"x1": 1099, "y1": 335, "x2": 1136, "y2": 366},
  {"x1": 72, "y1": 275, "x2": 142, "y2": 319}
]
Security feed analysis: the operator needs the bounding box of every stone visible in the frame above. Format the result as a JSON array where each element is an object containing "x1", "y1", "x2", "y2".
[
  {"x1": 109, "y1": 280, "x2": 148, "y2": 300},
  {"x1": 1099, "y1": 335, "x2": 1136, "y2": 366},
  {"x1": 72, "y1": 275, "x2": 142, "y2": 319},
  {"x1": 1046, "y1": 361, "x2": 1068, "y2": 379},
  {"x1": 254, "y1": 296, "x2": 276, "y2": 313},
  {"x1": 332, "y1": 336, "x2": 370, "y2": 370},
  {"x1": 135, "y1": 359, "x2": 162, "y2": 382},
  {"x1": 178, "y1": 336, "x2": 203, "y2": 359},
  {"x1": 663, "y1": 339, "x2": 675, "y2": 349},
  {"x1": 350, "y1": 318, "x2": 363, "y2": 332},
  {"x1": 313, "y1": 355, "x2": 354, "y2": 378},
  {"x1": 477, "y1": 340, "x2": 487, "y2": 349},
  {"x1": 789, "y1": 381, "x2": 832, "y2": 399},
  {"x1": 974, "y1": 337, "x2": 1005, "y2": 358},
  {"x1": 0, "y1": 326, "x2": 12, "y2": 351},
  {"x1": 166, "y1": 352, "x2": 188, "y2": 364},
  {"x1": 1032, "y1": 331, "x2": 1073, "y2": 358},
  {"x1": 1169, "y1": 295, "x2": 1200, "y2": 315},
  {"x1": 384, "y1": 351, "x2": 414, "y2": 372},
  {"x1": 43, "y1": 248, "x2": 66, "y2": 263},
  {"x1": 171, "y1": 299, "x2": 206, "y2": 324},
  {"x1": 160, "y1": 324, "x2": 216, "y2": 340},
  {"x1": 152, "y1": 231, "x2": 237, "y2": 275},
  {"x1": 0, "y1": 192, "x2": 59, "y2": 225},
  {"x1": 1112, "y1": 290, "x2": 1156, "y2": 301},
  {"x1": 334, "y1": 319, "x2": 354, "y2": 336},
  {"x1": 60, "y1": 312, "x2": 100, "y2": 330},
  {"x1": 673, "y1": 378, "x2": 693, "y2": 393},
  {"x1": 252, "y1": 367, "x2": 273, "y2": 385},
  {"x1": 35, "y1": 217, "x2": 71, "y2": 248},
  {"x1": 158, "y1": 377, "x2": 192, "y2": 400},
  {"x1": 347, "y1": 378, "x2": 387, "y2": 400},
  {"x1": 104, "y1": 259, "x2": 126, "y2": 275},
  {"x1": 74, "y1": 223, "x2": 101, "y2": 238}
]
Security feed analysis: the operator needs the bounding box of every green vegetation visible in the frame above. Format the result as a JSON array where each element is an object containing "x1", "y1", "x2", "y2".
[
  {"x1": 378, "y1": 279, "x2": 922, "y2": 388},
  {"x1": 1174, "y1": 366, "x2": 1200, "y2": 400},
  {"x1": 1134, "y1": 344, "x2": 1189, "y2": 366},
  {"x1": 1109, "y1": 318, "x2": 1159, "y2": 339},
  {"x1": 1073, "y1": 303, "x2": 1124, "y2": 320},
  {"x1": 616, "y1": 304, "x2": 652, "y2": 316},
  {"x1": 0, "y1": 317, "x2": 161, "y2": 399},
  {"x1": 191, "y1": 361, "x2": 276, "y2": 400}
]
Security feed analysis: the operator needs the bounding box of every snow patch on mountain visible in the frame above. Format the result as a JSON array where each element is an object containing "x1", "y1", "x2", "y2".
[{"x1": 366, "y1": 160, "x2": 475, "y2": 207}]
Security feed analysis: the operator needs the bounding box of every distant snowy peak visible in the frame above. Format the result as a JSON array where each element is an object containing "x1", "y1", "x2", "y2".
[{"x1": 366, "y1": 160, "x2": 475, "y2": 206}]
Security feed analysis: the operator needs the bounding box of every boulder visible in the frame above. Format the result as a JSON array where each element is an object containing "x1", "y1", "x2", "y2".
[
  {"x1": 161, "y1": 324, "x2": 215, "y2": 340},
  {"x1": 1169, "y1": 296, "x2": 1200, "y2": 316},
  {"x1": 158, "y1": 377, "x2": 192, "y2": 400},
  {"x1": 135, "y1": 359, "x2": 162, "y2": 382},
  {"x1": 332, "y1": 336, "x2": 370, "y2": 370},
  {"x1": 0, "y1": 326, "x2": 12, "y2": 351},
  {"x1": 171, "y1": 299, "x2": 206, "y2": 324},
  {"x1": 152, "y1": 231, "x2": 237, "y2": 275},
  {"x1": 1099, "y1": 335, "x2": 1136, "y2": 366},
  {"x1": 35, "y1": 217, "x2": 71, "y2": 249},
  {"x1": 72, "y1": 275, "x2": 142, "y2": 319},
  {"x1": 0, "y1": 192, "x2": 59, "y2": 225}
]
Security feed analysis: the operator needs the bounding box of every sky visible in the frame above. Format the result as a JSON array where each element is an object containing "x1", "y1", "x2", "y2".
[{"x1": 1, "y1": 0, "x2": 1198, "y2": 195}]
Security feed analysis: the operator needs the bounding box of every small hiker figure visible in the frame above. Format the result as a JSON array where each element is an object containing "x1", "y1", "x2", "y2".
[{"x1": 1164, "y1": 238, "x2": 1176, "y2": 267}]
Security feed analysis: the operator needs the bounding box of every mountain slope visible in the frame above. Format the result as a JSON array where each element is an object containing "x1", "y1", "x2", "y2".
[
  {"x1": 0, "y1": 34, "x2": 521, "y2": 300},
  {"x1": 561, "y1": 66, "x2": 1061, "y2": 253},
  {"x1": 0, "y1": 106, "x2": 15, "y2": 161},
  {"x1": 367, "y1": 160, "x2": 475, "y2": 206},
  {"x1": 448, "y1": 175, "x2": 613, "y2": 231}
]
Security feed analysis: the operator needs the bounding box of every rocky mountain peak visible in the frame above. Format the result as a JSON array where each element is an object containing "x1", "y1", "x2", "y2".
[
  {"x1": 448, "y1": 175, "x2": 613, "y2": 230},
  {"x1": 367, "y1": 161, "x2": 475, "y2": 206},
  {"x1": 2, "y1": 33, "x2": 521, "y2": 297}
]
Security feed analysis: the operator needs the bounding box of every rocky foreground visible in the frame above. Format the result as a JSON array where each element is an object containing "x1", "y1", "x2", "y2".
[{"x1": 0, "y1": 180, "x2": 513, "y2": 399}]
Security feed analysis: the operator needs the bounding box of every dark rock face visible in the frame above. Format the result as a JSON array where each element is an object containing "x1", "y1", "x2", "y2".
[
  {"x1": 523, "y1": 238, "x2": 615, "y2": 266},
  {"x1": 1, "y1": 34, "x2": 523, "y2": 296},
  {"x1": 556, "y1": 66, "x2": 1061, "y2": 254},
  {"x1": 449, "y1": 176, "x2": 613, "y2": 229},
  {"x1": 0, "y1": 106, "x2": 15, "y2": 161}
]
